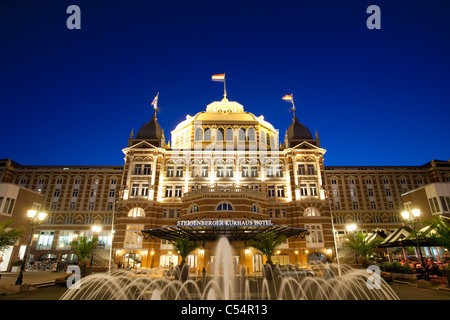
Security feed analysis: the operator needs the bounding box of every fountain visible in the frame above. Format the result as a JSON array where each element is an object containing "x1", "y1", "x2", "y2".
[{"x1": 60, "y1": 237, "x2": 399, "y2": 300}]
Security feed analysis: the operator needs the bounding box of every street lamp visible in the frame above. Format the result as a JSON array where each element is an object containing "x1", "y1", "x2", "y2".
[
  {"x1": 401, "y1": 209, "x2": 430, "y2": 281},
  {"x1": 90, "y1": 225, "x2": 102, "y2": 267},
  {"x1": 15, "y1": 209, "x2": 47, "y2": 285}
]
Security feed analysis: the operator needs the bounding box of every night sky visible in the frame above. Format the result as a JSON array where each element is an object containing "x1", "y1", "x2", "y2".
[{"x1": 1, "y1": 0, "x2": 449, "y2": 166}]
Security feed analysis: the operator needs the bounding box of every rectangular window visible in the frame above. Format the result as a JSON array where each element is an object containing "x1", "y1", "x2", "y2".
[
  {"x1": 331, "y1": 179, "x2": 337, "y2": 185},
  {"x1": 225, "y1": 166, "x2": 233, "y2": 177},
  {"x1": 217, "y1": 166, "x2": 224, "y2": 177},
  {"x1": 366, "y1": 179, "x2": 372, "y2": 185},
  {"x1": 51, "y1": 202, "x2": 58, "y2": 210},
  {"x1": 124, "y1": 225, "x2": 144, "y2": 249},
  {"x1": 388, "y1": 202, "x2": 394, "y2": 210},
  {"x1": 242, "y1": 166, "x2": 249, "y2": 177},
  {"x1": 370, "y1": 202, "x2": 377, "y2": 210},
  {"x1": 88, "y1": 202, "x2": 95, "y2": 210},
  {"x1": 72, "y1": 189, "x2": 79, "y2": 197},
  {"x1": 201, "y1": 166, "x2": 209, "y2": 177},
  {"x1": 107, "y1": 202, "x2": 113, "y2": 211},
  {"x1": 133, "y1": 164, "x2": 142, "y2": 175},
  {"x1": 305, "y1": 224, "x2": 323, "y2": 245},
  {"x1": 109, "y1": 189, "x2": 115, "y2": 197},
  {"x1": 275, "y1": 166, "x2": 283, "y2": 177},
  {"x1": 69, "y1": 202, "x2": 76, "y2": 211},
  {"x1": 368, "y1": 189, "x2": 374, "y2": 197},
  {"x1": 6, "y1": 198, "x2": 15, "y2": 214},
  {"x1": 141, "y1": 184, "x2": 149, "y2": 197},
  {"x1": 250, "y1": 166, "x2": 258, "y2": 177},
  {"x1": 348, "y1": 179, "x2": 355, "y2": 185},
  {"x1": 266, "y1": 166, "x2": 274, "y2": 177},
  {"x1": 300, "y1": 184, "x2": 308, "y2": 196},
  {"x1": 176, "y1": 167, "x2": 183, "y2": 177},
  {"x1": 54, "y1": 189, "x2": 60, "y2": 197},
  {"x1": 352, "y1": 202, "x2": 359, "y2": 210},
  {"x1": 131, "y1": 184, "x2": 139, "y2": 196},
  {"x1": 309, "y1": 184, "x2": 317, "y2": 196},
  {"x1": 276, "y1": 186, "x2": 285, "y2": 198},
  {"x1": 165, "y1": 186, "x2": 173, "y2": 198},
  {"x1": 174, "y1": 186, "x2": 183, "y2": 197},
  {"x1": 334, "y1": 202, "x2": 341, "y2": 210},
  {"x1": 429, "y1": 198, "x2": 436, "y2": 213},
  {"x1": 143, "y1": 164, "x2": 152, "y2": 175},
  {"x1": 385, "y1": 189, "x2": 391, "y2": 197},
  {"x1": 268, "y1": 186, "x2": 275, "y2": 198},
  {"x1": 307, "y1": 164, "x2": 315, "y2": 175},
  {"x1": 191, "y1": 166, "x2": 200, "y2": 177},
  {"x1": 350, "y1": 188, "x2": 356, "y2": 197},
  {"x1": 166, "y1": 166, "x2": 174, "y2": 177},
  {"x1": 297, "y1": 164, "x2": 306, "y2": 175},
  {"x1": 433, "y1": 197, "x2": 440, "y2": 212}
]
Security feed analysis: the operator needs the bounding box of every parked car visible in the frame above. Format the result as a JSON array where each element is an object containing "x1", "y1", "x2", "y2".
[{"x1": 277, "y1": 264, "x2": 315, "y2": 278}]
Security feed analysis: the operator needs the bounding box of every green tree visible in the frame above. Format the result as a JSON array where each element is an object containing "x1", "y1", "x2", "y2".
[
  {"x1": 246, "y1": 232, "x2": 286, "y2": 266},
  {"x1": 0, "y1": 220, "x2": 25, "y2": 252},
  {"x1": 70, "y1": 235, "x2": 98, "y2": 266},
  {"x1": 171, "y1": 236, "x2": 200, "y2": 266},
  {"x1": 344, "y1": 232, "x2": 384, "y2": 263}
]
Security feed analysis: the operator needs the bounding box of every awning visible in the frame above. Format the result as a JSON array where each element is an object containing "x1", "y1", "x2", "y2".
[{"x1": 141, "y1": 222, "x2": 308, "y2": 243}]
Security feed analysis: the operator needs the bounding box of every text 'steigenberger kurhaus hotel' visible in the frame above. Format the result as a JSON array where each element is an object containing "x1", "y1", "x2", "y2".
[{"x1": 1, "y1": 90, "x2": 449, "y2": 273}]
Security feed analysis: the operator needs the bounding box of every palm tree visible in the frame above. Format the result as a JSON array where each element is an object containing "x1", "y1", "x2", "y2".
[
  {"x1": 246, "y1": 232, "x2": 286, "y2": 266},
  {"x1": 70, "y1": 235, "x2": 98, "y2": 267},
  {"x1": 171, "y1": 236, "x2": 200, "y2": 266},
  {"x1": 344, "y1": 232, "x2": 384, "y2": 265},
  {"x1": 425, "y1": 216, "x2": 450, "y2": 250},
  {"x1": 0, "y1": 220, "x2": 24, "y2": 253}
]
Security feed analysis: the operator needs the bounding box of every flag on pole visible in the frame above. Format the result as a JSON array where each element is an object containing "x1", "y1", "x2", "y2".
[
  {"x1": 282, "y1": 94, "x2": 293, "y2": 102},
  {"x1": 151, "y1": 92, "x2": 159, "y2": 109},
  {"x1": 211, "y1": 74, "x2": 225, "y2": 82}
]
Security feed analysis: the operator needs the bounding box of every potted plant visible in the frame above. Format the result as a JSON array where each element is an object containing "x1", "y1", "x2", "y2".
[
  {"x1": 70, "y1": 235, "x2": 98, "y2": 277},
  {"x1": 170, "y1": 236, "x2": 200, "y2": 281},
  {"x1": 246, "y1": 232, "x2": 286, "y2": 279},
  {"x1": 11, "y1": 260, "x2": 24, "y2": 273}
]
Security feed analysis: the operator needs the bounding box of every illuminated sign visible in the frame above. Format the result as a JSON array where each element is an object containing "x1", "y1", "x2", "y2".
[{"x1": 176, "y1": 219, "x2": 273, "y2": 227}]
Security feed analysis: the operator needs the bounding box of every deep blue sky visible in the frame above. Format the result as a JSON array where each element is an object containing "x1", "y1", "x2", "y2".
[{"x1": 0, "y1": 0, "x2": 449, "y2": 166}]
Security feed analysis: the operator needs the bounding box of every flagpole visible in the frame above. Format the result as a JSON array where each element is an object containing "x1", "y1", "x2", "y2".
[
  {"x1": 224, "y1": 74, "x2": 227, "y2": 98},
  {"x1": 291, "y1": 93, "x2": 296, "y2": 119}
]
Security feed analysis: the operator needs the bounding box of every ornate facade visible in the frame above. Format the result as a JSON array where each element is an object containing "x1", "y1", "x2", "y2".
[{"x1": 1, "y1": 95, "x2": 449, "y2": 273}]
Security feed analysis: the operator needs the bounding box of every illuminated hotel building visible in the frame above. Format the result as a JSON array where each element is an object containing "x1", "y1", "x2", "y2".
[{"x1": 1, "y1": 94, "x2": 449, "y2": 273}]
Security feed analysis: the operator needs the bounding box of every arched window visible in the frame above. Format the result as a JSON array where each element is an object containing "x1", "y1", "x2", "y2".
[
  {"x1": 62, "y1": 216, "x2": 76, "y2": 224},
  {"x1": 304, "y1": 207, "x2": 320, "y2": 216},
  {"x1": 216, "y1": 128, "x2": 224, "y2": 141},
  {"x1": 238, "y1": 128, "x2": 246, "y2": 141},
  {"x1": 82, "y1": 216, "x2": 94, "y2": 224},
  {"x1": 204, "y1": 128, "x2": 212, "y2": 141},
  {"x1": 251, "y1": 204, "x2": 260, "y2": 213},
  {"x1": 102, "y1": 216, "x2": 113, "y2": 224},
  {"x1": 389, "y1": 215, "x2": 400, "y2": 223},
  {"x1": 194, "y1": 127, "x2": 203, "y2": 142},
  {"x1": 226, "y1": 128, "x2": 234, "y2": 141},
  {"x1": 260, "y1": 130, "x2": 266, "y2": 144},
  {"x1": 216, "y1": 201, "x2": 233, "y2": 211},
  {"x1": 128, "y1": 207, "x2": 145, "y2": 217},
  {"x1": 266, "y1": 132, "x2": 271, "y2": 145},
  {"x1": 333, "y1": 216, "x2": 346, "y2": 224},
  {"x1": 371, "y1": 215, "x2": 382, "y2": 223},
  {"x1": 247, "y1": 128, "x2": 256, "y2": 142},
  {"x1": 271, "y1": 136, "x2": 275, "y2": 148},
  {"x1": 190, "y1": 204, "x2": 199, "y2": 213}
]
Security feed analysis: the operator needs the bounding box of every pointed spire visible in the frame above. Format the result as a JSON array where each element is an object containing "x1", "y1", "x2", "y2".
[
  {"x1": 130, "y1": 128, "x2": 134, "y2": 139},
  {"x1": 315, "y1": 129, "x2": 319, "y2": 139}
]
